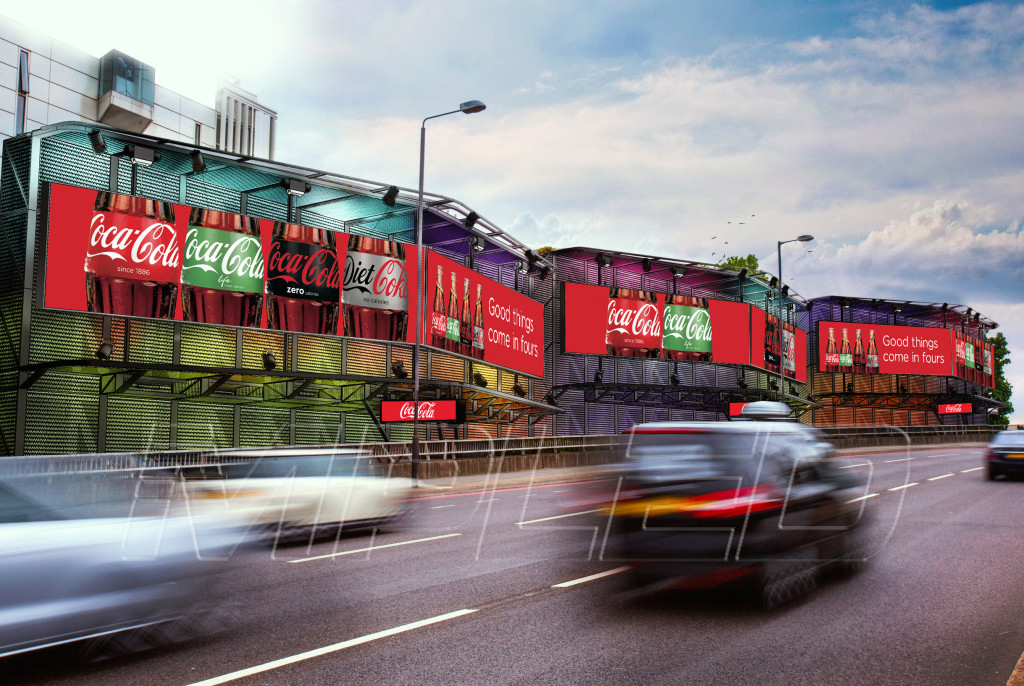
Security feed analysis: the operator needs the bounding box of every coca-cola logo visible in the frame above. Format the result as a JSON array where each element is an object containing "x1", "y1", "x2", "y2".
[
  {"x1": 87, "y1": 212, "x2": 179, "y2": 269},
  {"x1": 381, "y1": 400, "x2": 456, "y2": 422},
  {"x1": 344, "y1": 254, "x2": 407, "y2": 298},
  {"x1": 946, "y1": 404, "x2": 963, "y2": 413},
  {"x1": 663, "y1": 307, "x2": 712, "y2": 342},
  {"x1": 184, "y1": 229, "x2": 263, "y2": 281},
  {"x1": 607, "y1": 300, "x2": 661, "y2": 337},
  {"x1": 399, "y1": 401, "x2": 435, "y2": 419},
  {"x1": 824, "y1": 352, "x2": 840, "y2": 366},
  {"x1": 268, "y1": 242, "x2": 339, "y2": 288}
]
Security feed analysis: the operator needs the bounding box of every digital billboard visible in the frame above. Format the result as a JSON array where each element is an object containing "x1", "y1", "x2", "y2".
[
  {"x1": 953, "y1": 331, "x2": 995, "y2": 388},
  {"x1": 561, "y1": 282, "x2": 806, "y2": 382},
  {"x1": 817, "y1": 321, "x2": 955, "y2": 377},
  {"x1": 41, "y1": 182, "x2": 544, "y2": 377},
  {"x1": 426, "y1": 251, "x2": 544, "y2": 378},
  {"x1": 750, "y1": 307, "x2": 807, "y2": 383}
]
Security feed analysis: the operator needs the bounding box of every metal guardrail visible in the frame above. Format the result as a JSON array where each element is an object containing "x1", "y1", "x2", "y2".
[{"x1": 0, "y1": 426, "x2": 1009, "y2": 477}]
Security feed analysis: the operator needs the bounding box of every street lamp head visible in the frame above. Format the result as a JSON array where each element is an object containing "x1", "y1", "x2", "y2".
[
  {"x1": 460, "y1": 100, "x2": 487, "y2": 114},
  {"x1": 797, "y1": 234, "x2": 814, "y2": 242}
]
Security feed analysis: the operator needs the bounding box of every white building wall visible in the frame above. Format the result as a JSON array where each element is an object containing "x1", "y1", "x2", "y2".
[{"x1": 0, "y1": 14, "x2": 275, "y2": 159}]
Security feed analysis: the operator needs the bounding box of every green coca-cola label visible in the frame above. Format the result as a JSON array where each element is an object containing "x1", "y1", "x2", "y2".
[
  {"x1": 839, "y1": 353, "x2": 853, "y2": 366},
  {"x1": 662, "y1": 304, "x2": 712, "y2": 353},
  {"x1": 965, "y1": 342, "x2": 975, "y2": 369},
  {"x1": 181, "y1": 225, "x2": 264, "y2": 293},
  {"x1": 446, "y1": 317, "x2": 460, "y2": 341}
]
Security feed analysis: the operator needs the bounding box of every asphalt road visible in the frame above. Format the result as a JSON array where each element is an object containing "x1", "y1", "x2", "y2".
[{"x1": 7, "y1": 445, "x2": 1024, "y2": 686}]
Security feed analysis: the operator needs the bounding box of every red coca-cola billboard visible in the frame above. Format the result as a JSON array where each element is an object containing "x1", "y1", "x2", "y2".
[
  {"x1": 817, "y1": 321, "x2": 954, "y2": 377},
  {"x1": 381, "y1": 400, "x2": 458, "y2": 422},
  {"x1": 937, "y1": 403, "x2": 972, "y2": 414},
  {"x1": 426, "y1": 251, "x2": 543, "y2": 378},
  {"x1": 561, "y1": 282, "x2": 804, "y2": 381},
  {"x1": 750, "y1": 308, "x2": 808, "y2": 383}
]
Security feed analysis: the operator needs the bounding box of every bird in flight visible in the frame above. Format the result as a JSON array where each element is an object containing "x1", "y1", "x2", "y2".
[
  {"x1": 711, "y1": 235, "x2": 717, "y2": 239},
  {"x1": 739, "y1": 222, "x2": 745, "y2": 225}
]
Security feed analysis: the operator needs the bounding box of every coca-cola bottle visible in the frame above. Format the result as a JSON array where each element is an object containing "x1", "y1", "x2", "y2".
[
  {"x1": 764, "y1": 312, "x2": 781, "y2": 373},
  {"x1": 866, "y1": 330, "x2": 879, "y2": 374},
  {"x1": 606, "y1": 288, "x2": 661, "y2": 358},
  {"x1": 430, "y1": 265, "x2": 447, "y2": 349},
  {"x1": 343, "y1": 236, "x2": 408, "y2": 341},
  {"x1": 852, "y1": 329, "x2": 866, "y2": 373},
  {"x1": 445, "y1": 271, "x2": 460, "y2": 353},
  {"x1": 662, "y1": 294, "x2": 712, "y2": 361},
  {"x1": 839, "y1": 328, "x2": 853, "y2": 370},
  {"x1": 459, "y1": 277, "x2": 472, "y2": 357},
  {"x1": 266, "y1": 223, "x2": 339, "y2": 334},
  {"x1": 472, "y1": 283, "x2": 485, "y2": 360},
  {"x1": 825, "y1": 327, "x2": 839, "y2": 372},
  {"x1": 85, "y1": 192, "x2": 179, "y2": 318},
  {"x1": 182, "y1": 209, "x2": 263, "y2": 326}
]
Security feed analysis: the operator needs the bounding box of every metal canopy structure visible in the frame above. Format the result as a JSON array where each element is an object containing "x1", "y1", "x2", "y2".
[
  {"x1": 815, "y1": 389, "x2": 1007, "y2": 413},
  {"x1": 549, "y1": 382, "x2": 821, "y2": 417},
  {"x1": 809, "y1": 295, "x2": 997, "y2": 335}
]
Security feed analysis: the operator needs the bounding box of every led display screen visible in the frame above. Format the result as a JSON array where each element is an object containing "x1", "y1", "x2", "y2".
[
  {"x1": 817, "y1": 321, "x2": 955, "y2": 377},
  {"x1": 381, "y1": 400, "x2": 458, "y2": 422},
  {"x1": 937, "y1": 403, "x2": 972, "y2": 414}
]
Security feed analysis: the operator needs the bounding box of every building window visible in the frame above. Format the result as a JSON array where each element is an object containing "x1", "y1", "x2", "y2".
[
  {"x1": 15, "y1": 49, "x2": 29, "y2": 135},
  {"x1": 215, "y1": 114, "x2": 221, "y2": 150},
  {"x1": 194, "y1": 121, "x2": 201, "y2": 146}
]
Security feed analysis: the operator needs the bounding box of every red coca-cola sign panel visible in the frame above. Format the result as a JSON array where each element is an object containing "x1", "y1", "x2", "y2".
[
  {"x1": 750, "y1": 308, "x2": 808, "y2": 383},
  {"x1": 381, "y1": 400, "x2": 457, "y2": 422},
  {"x1": 729, "y1": 402, "x2": 749, "y2": 417},
  {"x1": 426, "y1": 251, "x2": 544, "y2": 378},
  {"x1": 938, "y1": 403, "x2": 972, "y2": 414},
  {"x1": 817, "y1": 321, "x2": 954, "y2": 377}
]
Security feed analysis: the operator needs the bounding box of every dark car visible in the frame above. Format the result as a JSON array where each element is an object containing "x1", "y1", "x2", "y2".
[
  {"x1": 985, "y1": 431, "x2": 1024, "y2": 479},
  {"x1": 607, "y1": 402, "x2": 869, "y2": 606}
]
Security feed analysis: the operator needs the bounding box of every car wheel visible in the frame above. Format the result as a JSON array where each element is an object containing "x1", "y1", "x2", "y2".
[
  {"x1": 987, "y1": 467, "x2": 998, "y2": 481},
  {"x1": 830, "y1": 530, "x2": 868, "y2": 577},
  {"x1": 758, "y1": 548, "x2": 820, "y2": 609}
]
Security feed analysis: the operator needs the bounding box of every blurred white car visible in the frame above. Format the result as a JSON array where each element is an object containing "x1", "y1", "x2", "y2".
[
  {"x1": 185, "y1": 449, "x2": 415, "y2": 541},
  {"x1": 0, "y1": 473, "x2": 244, "y2": 659}
]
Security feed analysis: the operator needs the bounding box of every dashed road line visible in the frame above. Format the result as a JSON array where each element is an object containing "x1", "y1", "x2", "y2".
[
  {"x1": 927, "y1": 473, "x2": 955, "y2": 481},
  {"x1": 518, "y1": 509, "x2": 601, "y2": 526},
  {"x1": 885, "y1": 457, "x2": 915, "y2": 463},
  {"x1": 962, "y1": 467, "x2": 983, "y2": 473},
  {"x1": 431, "y1": 504, "x2": 457, "y2": 509},
  {"x1": 840, "y1": 463, "x2": 871, "y2": 469},
  {"x1": 185, "y1": 609, "x2": 479, "y2": 686},
  {"x1": 847, "y1": 493, "x2": 879, "y2": 503},
  {"x1": 288, "y1": 533, "x2": 462, "y2": 563},
  {"x1": 552, "y1": 566, "x2": 631, "y2": 588},
  {"x1": 889, "y1": 482, "x2": 919, "y2": 492}
]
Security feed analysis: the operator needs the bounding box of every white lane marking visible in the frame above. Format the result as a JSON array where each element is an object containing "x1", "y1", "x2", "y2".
[
  {"x1": 552, "y1": 566, "x2": 631, "y2": 588},
  {"x1": 962, "y1": 467, "x2": 984, "y2": 473},
  {"x1": 518, "y1": 509, "x2": 601, "y2": 526},
  {"x1": 927, "y1": 473, "x2": 955, "y2": 481},
  {"x1": 885, "y1": 457, "x2": 914, "y2": 463},
  {"x1": 288, "y1": 533, "x2": 462, "y2": 563},
  {"x1": 431, "y1": 504, "x2": 457, "y2": 510},
  {"x1": 840, "y1": 463, "x2": 870, "y2": 469},
  {"x1": 926, "y1": 452, "x2": 961, "y2": 458},
  {"x1": 414, "y1": 484, "x2": 452, "y2": 490},
  {"x1": 847, "y1": 493, "x2": 879, "y2": 503},
  {"x1": 186, "y1": 609, "x2": 478, "y2": 686},
  {"x1": 553, "y1": 490, "x2": 568, "y2": 493},
  {"x1": 889, "y1": 482, "x2": 919, "y2": 492}
]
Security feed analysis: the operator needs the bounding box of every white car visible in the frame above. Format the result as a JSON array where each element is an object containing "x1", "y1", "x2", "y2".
[{"x1": 185, "y1": 449, "x2": 415, "y2": 541}]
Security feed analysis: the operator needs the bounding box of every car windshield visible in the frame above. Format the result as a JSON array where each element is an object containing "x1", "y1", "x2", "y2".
[
  {"x1": 626, "y1": 430, "x2": 765, "y2": 482},
  {"x1": 992, "y1": 432, "x2": 1024, "y2": 447},
  {"x1": 224, "y1": 454, "x2": 375, "y2": 479}
]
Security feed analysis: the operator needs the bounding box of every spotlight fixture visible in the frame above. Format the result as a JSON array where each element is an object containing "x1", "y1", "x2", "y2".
[
  {"x1": 391, "y1": 360, "x2": 409, "y2": 378},
  {"x1": 88, "y1": 130, "x2": 106, "y2": 154},
  {"x1": 512, "y1": 375, "x2": 527, "y2": 397},
  {"x1": 516, "y1": 261, "x2": 529, "y2": 273},
  {"x1": 789, "y1": 383, "x2": 798, "y2": 396},
  {"x1": 768, "y1": 276, "x2": 778, "y2": 288},
  {"x1": 124, "y1": 144, "x2": 158, "y2": 167},
  {"x1": 595, "y1": 252, "x2": 613, "y2": 268},
  {"x1": 670, "y1": 371, "x2": 680, "y2": 386},
  {"x1": 641, "y1": 258, "x2": 653, "y2": 273},
  {"x1": 190, "y1": 150, "x2": 206, "y2": 173},
  {"x1": 281, "y1": 178, "x2": 311, "y2": 196},
  {"x1": 96, "y1": 339, "x2": 114, "y2": 360},
  {"x1": 781, "y1": 284, "x2": 790, "y2": 297},
  {"x1": 737, "y1": 376, "x2": 748, "y2": 389},
  {"x1": 261, "y1": 352, "x2": 276, "y2": 371},
  {"x1": 464, "y1": 211, "x2": 480, "y2": 228},
  {"x1": 382, "y1": 185, "x2": 399, "y2": 207},
  {"x1": 769, "y1": 379, "x2": 779, "y2": 391},
  {"x1": 846, "y1": 382, "x2": 854, "y2": 394},
  {"x1": 544, "y1": 391, "x2": 558, "y2": 407},
  {"x1": 842, "y1": 298, "x2": 851, "y2": 309},
  {"x1": 594, "y1": 368, "x2": 603, "y2": 383},
  {"x1": 941, "y1": 303, "x2": 948, "y2": 311},
  {"x1": 737, "y1": 268, "x2": 747, "y2": 280},
  {"x1": 469, "y1": 235, "x2": 486, "y2": 252},
  {"x1": 894, "y1": 305, "x2": 902, "y2": 314},
  {"x1": 670, "y1": 266, "x2": 686, "y2": 278},
  {"x1": 538, "y1": 264, "x2": 552, "y2": 280},
  {"x1": 966, "y1": 307, "x2": 973, "y2": 317},
  {"x1": 473, "y1": 371, "x2": 488, "y2": 388},
  {"x1": 974, "y1": 312, "x2": 980, "y2": 322},
  {"x1": 524, "y1": 249, "x2": 540, "y2": 263}
]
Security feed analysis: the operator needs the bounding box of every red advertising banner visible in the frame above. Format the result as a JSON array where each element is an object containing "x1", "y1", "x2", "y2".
[
  {"x1": 729, "y1": 402, "x2": 749, "y2": 417},
  {"x1": 952, "y1": 331, "x2": 995, "y2": 388},
  {"x1": 426, "y1": 251, "x2": 544, "y2": 377},
  {"x1": 42, "y1": 181, "x2": 420, "y2": 345},
  {"x1": 709, "y1": 300, "x2": 751, "y2": 366},
  {"x1": 938, "y1": 403, "x2": 972, "y2": 415},
  {"x1": 749, "y1": 309, "x2": 808, "y2": 383},
  {"x1": 381, "y1": 400, "x2": 457, "y2": 422},
  {"x1": 817, "y1": 321, "x2": 953, "y2": 376}
]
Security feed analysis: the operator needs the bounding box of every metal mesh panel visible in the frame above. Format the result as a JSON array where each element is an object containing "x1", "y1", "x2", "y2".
[
  {"x1": 240, "y1": 405, "x2": 292, "y2": 447},
  {"x1": 180, "y1": 324, "x2": 236, "y2": 367},
  {"x1": 0, "y1": 387, "x2": 15, "y2": 455},
  {"x1": 136, "y1": 166, "x2": 183, "y2": 204},
  {"x1": 106, "y1": 396, "x2": 170, "y2": 452},
  {"x1": 186, "y1": 176, "x2": 242, "y2": 214},
  {"x1": 346, "y1": 340, "x2": 386, "y2": 377},
  {"x1": 619, "y1": 405, "x2": 642, "y2": 431},
  {"x1": 345, "y1": 411, "x2": 381, "y2": 444},
  {"x1": 247, "y1": 194, "x2": 288, "y2": 223},
  {"x1": 125, "y1": 318, "x2": 173, "y2": 364},
  {"x1": 242, "y1": 329, "x2": 287, "y2": 370},
  {"x1": 295, "y1": 335, "x2": 342, "y2": 374},
  {"x1": 294, "y1": 410, "x2": 342, "y2": 445},
  {"x1": 24, "y1": 376, "x2": 98, "y2": 454},
  {"x1": 615, "y1": 357, "x2": 642, "y2": 384},
  {"x1": 474, "y1": 364, "x2": 498, "y2": 390},
  {"x1": 429, "y1": 351, "x2": 464, "y2": 382},
  {"x1": 556, "y1": 354, "x2": 585, "y2": 385},
  {"x1": 390, "y1": 344, "x2": 425, "y2": 380},
  {"x1": 586, "y1": 402, "x2": 614, "y2": 435},
  {"x1": 176, "y1": 402, "x2": 233, "y2": 449},
  {"x1": 40, "y1": 135, "x2": 110, "y2": 191},
  {"x1": 29, "y1": 309, "x2": 103, "y2": 363},
  {"x1": 646, "y1": 407, "x2": 670, "y2": 423}
]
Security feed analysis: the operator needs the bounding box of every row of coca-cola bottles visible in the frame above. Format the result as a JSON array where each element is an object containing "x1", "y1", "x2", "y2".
[
  {"x1": 430, "y1": 265, "x2": 485, "y2": 359},
  {"x1": 83, "y1": 192, "x2": 408, "y2": 341},
  {"x1": 953, "y1": 330, "x2": 993, "y2": 385},
  {"x1": 824, "y1": 327, "x2": 880, "y2": 373}
]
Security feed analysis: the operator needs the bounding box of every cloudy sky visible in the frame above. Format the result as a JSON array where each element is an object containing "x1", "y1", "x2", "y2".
[{"x1": 4, "y1": 0, "x2": 1023, "y2": 421}]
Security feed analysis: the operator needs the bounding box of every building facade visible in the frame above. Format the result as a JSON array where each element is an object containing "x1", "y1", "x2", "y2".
[{"x1": 0, "y1": 15, "x2": 276, "y2": 158}]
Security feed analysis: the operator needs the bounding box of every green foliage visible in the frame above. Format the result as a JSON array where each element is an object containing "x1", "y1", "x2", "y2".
[
  {"x1": 719, "y1": 254, "x2": 759, "y2": 272},
  {"x1": 536, "y1": 246, "x2": 555, "y2": 256},
  {"x1": 990, "y1": 331, "x2": 1013, "y2": 425}
]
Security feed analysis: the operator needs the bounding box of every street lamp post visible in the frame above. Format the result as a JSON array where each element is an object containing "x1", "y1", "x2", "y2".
[
  {"x1": 412, "y1": 100, "x2": 486, "y2": 485},
  {"x1": 777, "y1": 234, "x2": 814, "y2": 402}
]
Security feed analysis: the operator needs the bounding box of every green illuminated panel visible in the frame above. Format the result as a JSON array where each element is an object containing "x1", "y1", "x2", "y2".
[{"x1": 180, "y1": 324, "x2": 237, "y2": 367}]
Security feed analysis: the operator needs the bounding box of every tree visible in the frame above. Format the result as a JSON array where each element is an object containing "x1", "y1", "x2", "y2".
[
  {"x1": 990, "y1": 331, "x2": 1014, "y2": 425},
  {"x1": 719, "y1": 254, "x2": 759, "y2": 272},
  {"x1": 536, "y1": 246, "x2": 556, "y2": 256}
]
